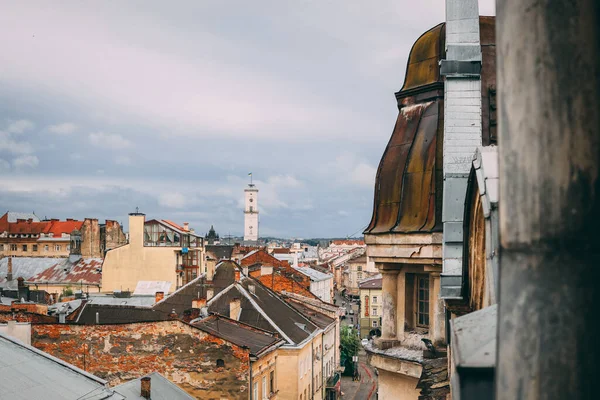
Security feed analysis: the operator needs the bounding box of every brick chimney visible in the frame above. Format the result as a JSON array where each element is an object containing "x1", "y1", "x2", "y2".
[
  {"x1": 183, "y1": 222, "x2": 189, "y2": 232},
  {"x1": 155, "y1": 291, "x2": 164, "y2": 303},
  {"x1": 234, "y1": 269, "x2": 241, "y2": 282},
  {"x1": 6, "y1": 257, "x2": 12, "y2": 282},
  {"x1": 140, "y1": 376, "x2": 151, "y2": 399},
  {"x1": 229, "y1": 298, "x2": 241, "y2": 320},
  {"x1": 192, "y1": 298, "x2": 207, "y2": 309}
]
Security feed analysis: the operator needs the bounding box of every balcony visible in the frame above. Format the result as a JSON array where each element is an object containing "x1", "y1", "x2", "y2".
[{"x1": 326, "y1": 372, "x2": 340, "y2": 389}]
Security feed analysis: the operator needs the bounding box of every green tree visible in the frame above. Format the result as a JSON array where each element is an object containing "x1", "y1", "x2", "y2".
[{"x1": 340, "y1": 325, "x2": 360, "y2": 376}]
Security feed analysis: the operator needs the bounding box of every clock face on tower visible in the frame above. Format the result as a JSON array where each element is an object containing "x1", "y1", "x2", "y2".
[{"x1": 249, "y1": 198, "x2": 253, "y2": 203}]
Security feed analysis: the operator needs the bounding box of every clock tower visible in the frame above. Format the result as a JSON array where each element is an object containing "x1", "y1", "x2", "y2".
[{"x1": 244, "y1": 182, "x2": 259, "y2": 242}]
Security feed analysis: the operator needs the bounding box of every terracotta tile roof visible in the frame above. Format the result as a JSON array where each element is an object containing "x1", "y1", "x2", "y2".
[
  {"x1": 5, "y1": 220, "x2": 49, "y2": 234},
  {"x1": 257, "y1": 274, "x2": 317, "y2": 299},
  {"x1": 27, "y1": 258, "x2": 103, "y2": 285},
  {"x1": 42, "y1": 220, "x2": 83, "y2": 236},
  {"x1": 271, "y1": 248, "x2": 291, "y2": 254},
  {"x1": 161, "y1": 219, "x2": 185, "y2": 231}
]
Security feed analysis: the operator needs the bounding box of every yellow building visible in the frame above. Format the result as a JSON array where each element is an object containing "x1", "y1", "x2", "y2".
[
  {"x1": 358, "y1": 275, "x2": 382, "y2": 339},
  {"x1": 206, "y1": 263, "x2": 340, "y2": 400},
  {"x1": 101, "y1": 212, "x2": 205, "y2": 293}
]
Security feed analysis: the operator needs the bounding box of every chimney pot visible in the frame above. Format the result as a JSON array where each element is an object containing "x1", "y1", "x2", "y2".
[
  {"x1": 183, "y1": 222, "x2": 189, "y2": 232},
  {"x1": 155, "y1": 291, "x2": 165, "y2": 303},
  {"x1": 229, "y1": 298, "x2": 241, "y2": 321},
  {"x1": 7, "y1": 258, "x2": 13, "y2": 282},
  {"x1": 140, "y1": 376, "x2": 151, "y2": 399}
]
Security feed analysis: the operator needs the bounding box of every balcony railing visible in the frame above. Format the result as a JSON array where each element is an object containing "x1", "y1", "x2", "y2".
[{"x1": 326, "y1": 372, "x2": 341, "y2": 388}]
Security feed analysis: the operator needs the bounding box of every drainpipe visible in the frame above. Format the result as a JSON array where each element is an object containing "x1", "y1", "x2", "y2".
[
  {"x1": 249, "y1": 353, "x2": 257, "y2": 400},
  {"x1": 496, "y1": 1, "x2": 600, "y2": 399}
]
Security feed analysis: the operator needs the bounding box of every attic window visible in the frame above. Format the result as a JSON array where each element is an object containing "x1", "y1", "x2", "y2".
[{"x1": 216, "y1": 359, "x2": 225, "y2": 367}]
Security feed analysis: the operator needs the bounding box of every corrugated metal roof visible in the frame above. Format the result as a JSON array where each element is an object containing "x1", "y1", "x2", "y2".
[
  {"x1": 112, "y1": 372, "x2": 194, "y2": 400},
  {"x1": 293, "y1": 266, "x2": 332, "y2": 282},
  {"x1": 6, "y1": 212, "x2": 40, "y2": 223},
  {"x1": 0, "y1": 257, "x2": 63, "y2": 289},
  {"x1": 27, "y1": 258, "x2": 103, "y2": 286},
  {"x1": 0, "y1": 332, "x2": 123, "y2": 399}
]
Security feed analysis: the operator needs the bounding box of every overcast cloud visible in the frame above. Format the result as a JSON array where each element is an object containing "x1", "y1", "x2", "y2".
[{"x1": 0, "y1": 1, "x2": 495, "y2": 238}]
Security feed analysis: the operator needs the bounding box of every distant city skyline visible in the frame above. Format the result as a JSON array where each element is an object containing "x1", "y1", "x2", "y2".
[{"x1": 0, "y1": 1, "x2": 495, "y2": 238}]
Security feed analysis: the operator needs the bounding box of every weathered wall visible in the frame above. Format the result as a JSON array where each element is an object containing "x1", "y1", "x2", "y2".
[
  {"x1": 378, "y1": 370, "x2": 419, "y2": 400},
  {"x1": 0, "y1": 311, "x2": 56, "y2": 323},
  {"x1": 81, "y1": 219, "x2": 101, "y2": 258},
  {"x1": 252, "y1": 350, "x2": 278, "y2": 400},
  {"x1": 103, "y1": 220, "x2": 127, "y2": 253},
  {"x1": 0, "y1": 321, "x2": 31, "y2": 344},
  {"x1": 32, "y1": 320, "x2": 249, "y2": 399}
]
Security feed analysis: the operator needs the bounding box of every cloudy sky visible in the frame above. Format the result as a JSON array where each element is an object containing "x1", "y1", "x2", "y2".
[{"x1": 0, "y1": 1, "x2": 495, "y2": 238}]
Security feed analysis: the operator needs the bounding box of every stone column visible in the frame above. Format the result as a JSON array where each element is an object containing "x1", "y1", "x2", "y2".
[
  {"x1": 376, "y1": 269, "x2": 400, "y2": 349},
  {"x1": 429, "y1": 273, "x2": 446, "y2": 346},
  {"x1": 497, "y1": 1, "x2": 600, "y2": 399},
  {"x1": 396, "y1": 271, "x2": 406, "y2": 341}
]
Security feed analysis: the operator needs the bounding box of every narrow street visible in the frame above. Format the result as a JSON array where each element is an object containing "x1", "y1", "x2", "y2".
[{"x1": 340, "y1": 348, "x2": 377, "y2": 400}]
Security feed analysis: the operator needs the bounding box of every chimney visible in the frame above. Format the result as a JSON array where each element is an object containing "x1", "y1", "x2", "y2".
[
  {"x1": 192, "y1": 298, "x2": 207, "y2": 309},
  {"x1": 206, "y1": 288, "x2": 214, "y2": 301},
  {"x1": 140, "y1": 376, "x2": 151, "y2": 399},
  {"x1": 234, "y1": 270, "x2": 241, "y2": 282},
  {"x1": 96, "y1": 312, "x2": 99, "y2": 324},
  {"x1": 155, "y1": 291, "x2": 164, "y2": 303},
  {"x1": 17, "y1": 277, "x2": 24, "y2": 289},
  {"x1": 128, "y1": 211, "x2": 146, "y2": 248},
  {"x1": 248, "y1": 284, "x2": 256, "y2": 295},
  {"x1": 183, "y1": 222, "x2": 189, "y2": 232},
  {"x1": 7, "y1": 257, "x2": 12, "y2": 282},
  {"x1": 229, "y1": 298, "x2": 241, "y2": 320}
]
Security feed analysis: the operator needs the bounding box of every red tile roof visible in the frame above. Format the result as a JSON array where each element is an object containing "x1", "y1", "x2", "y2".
[
  {"x1": 271, "y1": 248, "x2": 291, "y2": 254},
  {"x1": 6, "y1": 220, "x2": 48, "y2": 234},
  {"x1": 257, "y1": 274, "x2": 316, "y2": 299},
  {"x1": 161, "y1": 219, "x2": 186, "y2": 231},
  {"x1": 42, "y1": 220, "x2": 83, "y2": 236}
]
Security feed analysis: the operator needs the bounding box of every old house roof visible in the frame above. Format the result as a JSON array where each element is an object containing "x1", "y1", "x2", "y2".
[
  {"x1": 41, "y1": 219, "x2": 83, "y2": 236},
  {"x1": 330, "y1": 240, "x2": 365, "y2": 246},
  {"x1": 192, "y1": 314, "x2": 284, "y2": 356},
  {"x1": 359, "y1": 275, "x2": 382, "y2": 290},
  {"x1": 240, "y1": 249, "x2": 286, "y2": 267},
  {"x1": 4, "y1": 219, "x2": 48, "y2": 235},
  {"x1": 208, "y1": 277, "x2": 320, "y2": 346},
  {"x1": 271, "y1": 248, "x2": 291, "y2": 254},
  {"x1": 284, "y1": 299, "x2": 334, "y2": 329},
  {"x1": 112, "y1": 372, "x2": 194, "y2": 400},
  {"x1": 73, "y1": 303, "x2": 170, "y2": 324},
  {"x1": 364, "y1": 22, "x2": 445, "y2": 235},
  {"x1": 256, "y1": 273, "x2": 316, "y2": 299},
  {"x1": 27, "y1": 258, "x2": 103, "y2": 286},
  {"x1": 3, "y1": 212, "x2": 40, "y2": 223},
  {"x1": 0, "y1": 332, "x2": 123, "y2": 399},
  {"x1": 293, "y1": 266, "x2": 332, "y2": 282},
  {"x1": 0, "y1": 257, "x2": 63, "y2": 289},
  {"x1": 153, "y1": 275, "x2": 210, "y2": 316},
  {"x1": 205, "y1": 245, "x2": 234, "y2": 260}
]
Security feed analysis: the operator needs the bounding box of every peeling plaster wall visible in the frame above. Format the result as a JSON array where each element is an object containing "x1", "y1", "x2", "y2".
[{"x1": 32, "y1": 321, "x2": 249, "y2": 399}]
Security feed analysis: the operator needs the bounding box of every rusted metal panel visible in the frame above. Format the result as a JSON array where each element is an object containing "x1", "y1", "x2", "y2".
[
  {"x1": 366, "y1": 18, "x2": 495, "y2": 236},
  {"x1": 402, "y1": 23, "x2": 445, "y2": 91}
]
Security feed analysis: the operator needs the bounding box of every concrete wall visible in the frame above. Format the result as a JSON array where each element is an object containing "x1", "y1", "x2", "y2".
[
  {"x1": 102, "y1": 220, "x2": 126, "y2": 252},
  {"x1": 378, "y1": 369, "x2": 420, "y2": 400},
  {"x1": 0, "y1": 321, "x2": 31, "y2": 345},
  {"x1": 101, "y1": 214, "x2": 180, "y2": 293},
  {"x1": 32, "y1": 321, "x2": 249, "y2": 399},
  {"x1": 276, "y1": 340, "x2": 319, "y2": 400}
]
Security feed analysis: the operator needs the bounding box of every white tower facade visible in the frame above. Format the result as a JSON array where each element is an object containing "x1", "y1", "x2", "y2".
[{"x1": 244, "y1": 184, "x2": 259, "y2": 242}]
